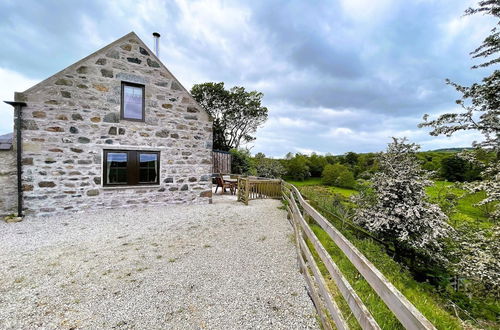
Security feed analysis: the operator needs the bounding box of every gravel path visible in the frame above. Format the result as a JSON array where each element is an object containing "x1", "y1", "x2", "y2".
[{"x1": 0, "y1": 196, "x2": 318, "y2": 329}]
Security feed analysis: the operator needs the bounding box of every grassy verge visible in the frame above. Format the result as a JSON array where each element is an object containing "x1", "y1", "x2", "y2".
[{"x1": 306, "y1": 215, "x2": 462, "y2": 329}]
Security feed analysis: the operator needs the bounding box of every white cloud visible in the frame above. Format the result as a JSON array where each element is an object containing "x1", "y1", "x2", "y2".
[
  {"x1": 322, "y1": 127, "x2": 353, "y2": 137},
  {"x1": 338, "y1": 0, "x2": 395, "y2": 23},
  {"x1": 80, "y1": 14, "x2": 107, "y2": 48},
  {"x1": 0, "y1": 68, "x2": 39, "y2": 134},
  {"x1": 295, "y1": 147, "x2": 324, "y2": 155},
  {"x1": 319, "y1": 108, "x2": 357, "y2": 118},
  {"x1": 272, "y1": 117, "x2": 316, "y2": 128}
]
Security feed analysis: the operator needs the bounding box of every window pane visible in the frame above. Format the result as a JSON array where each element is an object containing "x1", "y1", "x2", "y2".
[
  {"x1": 123, "y1": 85, "x2": 143, "y2": 120},
  {"x1": 139, "y1": 153, "x2": 158, "y2": 183},
  {"x1": 109, "y1": 168, "x2": 128, "y2": 184},
  {"x1": 107, "y1": 152, "x2": 128, "y2": 184},
  {"x1": 140, "y1": 153, "x2": 157, "y2": 167}
]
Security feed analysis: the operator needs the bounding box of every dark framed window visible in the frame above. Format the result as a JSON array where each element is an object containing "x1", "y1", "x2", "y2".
[
  {"x1": 103, "y1": 150, "x2": 159, "y2": 186},
  {"x1": 121, "y1": 82, "x2": 145, "y2": 121}
]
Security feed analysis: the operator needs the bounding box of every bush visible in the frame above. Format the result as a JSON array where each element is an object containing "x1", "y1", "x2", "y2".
[
  {"x1": 307, "y1": 153, "x2": 328, "y2": 177},
  {"x1": 287, "y1": 154, "x2": 310, "y2": 181},
  {"x1": 230, "y1": 148, "x2": 251, "y2": 174},
  {"x1": 440, "y1": 155, "x2": 481, "y2": 182},
  {"x1": 322, "y1": 164, "x2": 356, "y2": 188},
  {"x1": 352, "y1": 138, "x2": 451, "y2": 258},
  {"x1": 337, "y1": 169, "x2": 356, "y2": 188},
  {"x1": 255, "y1": 157, "x2": 286, "y2": 178}
]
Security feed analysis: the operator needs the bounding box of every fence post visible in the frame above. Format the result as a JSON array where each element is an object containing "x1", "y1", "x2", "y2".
[{"x1": 244, "y1": 178, "x2": 250, "y2": 205}]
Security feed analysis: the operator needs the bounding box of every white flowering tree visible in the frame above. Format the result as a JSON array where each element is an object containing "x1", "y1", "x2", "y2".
[
  {"x1": 452, "y1": 226, "x2": 500, "y2": 297},
  {"x1": 352, "y1": 138, "x2": 452, "y2": 256},
  {"x1": 458, "y1": 150, "x2": 499, "y2": 221},
  {"x1": 419, "y1": 0, "x2": 499, "y2": 222},
  {"x1": 418, "y1": 1, "x2": 500, "y2": 299}
]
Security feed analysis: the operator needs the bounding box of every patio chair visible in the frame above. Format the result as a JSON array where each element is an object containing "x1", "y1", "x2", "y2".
[{"x1": 214, "y1": 174, "x2": 237, "y2": 195}]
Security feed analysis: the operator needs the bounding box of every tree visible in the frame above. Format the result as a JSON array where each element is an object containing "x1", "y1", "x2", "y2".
[
  {"x1": 254, "y1": 152, "x2": 266, "y2": 159},
  {"x1": 452, "y1": 226, "x2": 500, "y2": 298},
  {"x1": 419, "y1": 1, "x2": 499, "y2": 222},
  {"x1": 191, "y1": 82, "x2": 268, "y2": 151},
  {"x1": 440, "y1": 155, "x2": 481, "y2": 182},
  {"x1": 355, "y1": 153, "x2": 379, "y2": 179},
  {"x1": 254, "y1": 157, "x2": 286, "y2": 178},
  {"x1": 419, "y1": 1, "x2": 499, "y2": 151},
  {"x1": 322, "y1": 163, "x2": 355, "y2": 188},
  {"x1": 324, "y1": 153, "x2": 337, "y2": 165},
  {"x1": 286, "y1": 154, "x2": 310, "y2": 181},
  {"x1": 308, "y1": 153, "x2": 328, "y2": 177},
  {"x1": 230, "y1": 148, "x2": 251, "y2": 174},
  {"x1": 352, "y1": 138, "x2": 451, "y2": 255},
  {"x1": 344, "y1": 152, "x2": 359, "y2": 167}
]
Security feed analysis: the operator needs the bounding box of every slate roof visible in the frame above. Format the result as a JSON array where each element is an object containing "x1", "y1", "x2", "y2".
[{"x1": 0, "y1": 132, "x2": 13, "y2": 150}]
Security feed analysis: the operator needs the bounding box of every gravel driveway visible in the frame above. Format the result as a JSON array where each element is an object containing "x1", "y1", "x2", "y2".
[{"x1": 0, "y1": 196, "x2": 318, "y2": 329}]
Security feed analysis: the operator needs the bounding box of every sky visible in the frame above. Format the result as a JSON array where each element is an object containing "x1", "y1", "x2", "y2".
[{"x1": 0, "y1": 0, "x2": 495, "y2": 157}]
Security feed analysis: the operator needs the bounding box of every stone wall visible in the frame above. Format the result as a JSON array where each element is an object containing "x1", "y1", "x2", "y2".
[
  {"x1": 14, "y1": 32, "x2": 213, "y2": 217},
  {"x1": 0, "y1": 149, "x2": 17, "y2": 216}
]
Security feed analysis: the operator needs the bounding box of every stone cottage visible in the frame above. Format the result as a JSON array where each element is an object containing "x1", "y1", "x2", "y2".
[{"x1": 0, "y1": 32, "x2": 213, "y2": 217}]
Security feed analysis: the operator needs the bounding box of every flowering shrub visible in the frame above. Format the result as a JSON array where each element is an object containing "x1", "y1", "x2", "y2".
[
  {"x1": 459, "y1": 150, "x2": 499, "y2": 222},
  {"x1": 254, "y1": 157, "x2": 286, "y2": 178},
  {"x1": 451, "y1": 225, "x2": 500, "y2": 298},
  {"x1": 352, "y1": 138, "x2": 452, "y2": 256}
]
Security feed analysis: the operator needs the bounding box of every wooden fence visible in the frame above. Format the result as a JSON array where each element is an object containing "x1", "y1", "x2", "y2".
[
  {"x1": 282, "y1": 182, "x2": 436, "y2": 330},
  {"x1": 212, "y1": 150, "x2": 231, "y2": 174},
  {"x1": 237, "y1": 177, "x2": 282, "y2": 205}
]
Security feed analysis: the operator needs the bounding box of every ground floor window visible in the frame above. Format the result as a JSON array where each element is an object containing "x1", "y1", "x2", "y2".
[{"x1": 103, "y1": 150, "x2": 160, "y2": 186}]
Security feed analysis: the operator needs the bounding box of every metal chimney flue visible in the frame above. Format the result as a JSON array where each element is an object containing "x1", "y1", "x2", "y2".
[{"x1": 152, "y1": 32, "x2": 160, "y2": 57}]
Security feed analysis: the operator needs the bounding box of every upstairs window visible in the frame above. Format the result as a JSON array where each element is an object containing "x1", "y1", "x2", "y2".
[
  {"x1": 121, "y1": 82, "x2": 145, "y2": 121},
  {"x1": 103, "y1": 150, "x2": 159, "y2": 186}
]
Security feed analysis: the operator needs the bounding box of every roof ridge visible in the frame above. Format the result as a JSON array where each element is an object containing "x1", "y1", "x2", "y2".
[
  {"x1": 16, "y1": 32, "x2": 211, "y2": 119},
  {"x1": 21, "y1": 32, "x2": 137, "y2": 95}
]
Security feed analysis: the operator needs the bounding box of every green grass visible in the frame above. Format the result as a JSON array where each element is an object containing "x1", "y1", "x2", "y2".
[
  {"x1": 308, "y1": 225, "x2": 462, "y2": 329},
  {"x1": 426, "y1": 181, "x2": 493, "y2": 229},
  {"x1": 290, "y1": 180, "x2": 497, "y2": 328},
  {"x1": 286, "y1": 178, "x2": 357, "y2": 197},
  {"x1": 286, "y1": 177, "x2": 322, "y2": 186},
  {"x1": 327, "y1": 185, "x2": 357, "y2": 198},
  {"x1": 290, "y1": 179, "x2": 493, "y2": 228},
  {"x1": 290, "y1": 181, "x2": 463, "y2": 329}
]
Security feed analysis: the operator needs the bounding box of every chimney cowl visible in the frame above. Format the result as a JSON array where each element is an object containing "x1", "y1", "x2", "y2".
[{"x1": 152, "y1": 32, "x2": 160, "y2": 57}]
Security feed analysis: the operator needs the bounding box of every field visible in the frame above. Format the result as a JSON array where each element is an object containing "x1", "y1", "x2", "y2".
[
  {"x1": 426, "y1": 181, "x2": 493, "y2": 229},
  {"x1": 286, "y1": 178, "x2": 356, "y2": 197},
  {"x1": 290, "y1": 178, "x2": 491, "y2": 226}
]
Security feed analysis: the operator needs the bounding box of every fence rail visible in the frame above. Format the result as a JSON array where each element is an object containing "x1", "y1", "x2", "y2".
[
  {"x1": 282, "y1": 182, "x2": 436, "y2": 330},
  {"x1": 237, "y1": 177, "x2": 281, "y2": 205}
]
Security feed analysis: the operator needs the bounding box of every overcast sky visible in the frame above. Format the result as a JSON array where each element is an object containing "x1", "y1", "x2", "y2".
[{"x1": 0, "y1": 0, "x2": 494, "y2": 157}]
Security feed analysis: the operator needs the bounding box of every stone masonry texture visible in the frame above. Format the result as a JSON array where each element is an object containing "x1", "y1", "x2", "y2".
[
  {"x1": 0, "y1": 149, "x2": 17, "y2": 216},
  {"x1": 11, "y1": 32, "x2": 213, "y2": 217}
]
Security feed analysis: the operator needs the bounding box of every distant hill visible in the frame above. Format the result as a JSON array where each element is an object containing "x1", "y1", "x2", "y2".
[{"x1": 426, "y1": 147, "x2": 473, "y2": 153}]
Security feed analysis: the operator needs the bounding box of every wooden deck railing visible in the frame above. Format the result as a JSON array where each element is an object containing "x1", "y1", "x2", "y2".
[
  {"x1": 237, "y1": 177, "x2": 281, "y2": 205},
  {"x1": 282, "y1": 182, "x2": 436, "y2": 330}
]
